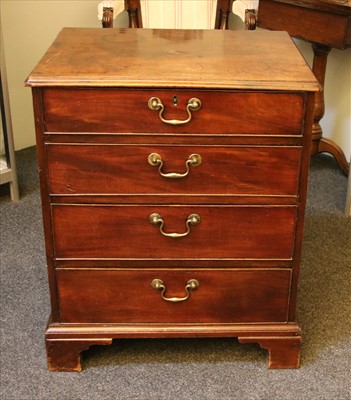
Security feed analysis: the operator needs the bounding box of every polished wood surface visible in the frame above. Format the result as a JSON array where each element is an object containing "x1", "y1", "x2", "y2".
[
  {"x1": 26, "y1": 28, "x2": 318, "y2": 91},
  {"x1": 239, "y1": 336, "x2": 301, "y2": 369},
  {"x1": 47, "y1": 144, "x2": 301, "y2": 196},
  {"x1": 57, "y1": 269, "x2": 291, "y2": 323},
  {"x1": 258, "y1": 0, "x2": 351, "y2": 49},
  {"x1": 52, "y1": 205, "x2": 296, "y2": 259},
  {"x1": 46, "y1": 339, "x2": 112, "y2": 372},
  {"x1": 258, "y1": 0, "x2": 350, "y2": 175},
  {"x1": 27, "y1": 29, "x2": 318, "y2": 371},
  {"x1": 46, "y1": 322, "x2": 301, "y2": 371},
  {"x1": 42, "y1": 88, "x2": 306, "y2": 135}
]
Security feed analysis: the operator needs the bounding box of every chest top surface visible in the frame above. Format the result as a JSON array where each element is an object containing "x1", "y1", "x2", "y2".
[{"x1": 26, "y1": 28, "x2": 318, "y2": 92}]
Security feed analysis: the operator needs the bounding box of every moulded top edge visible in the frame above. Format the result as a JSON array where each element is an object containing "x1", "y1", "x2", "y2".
[
  {"x1": 25, "y1": 78, "x2": 320, "y2": 92},
  {"x1": 25, "y1": 28, "x2": 320, "y2": 92}
]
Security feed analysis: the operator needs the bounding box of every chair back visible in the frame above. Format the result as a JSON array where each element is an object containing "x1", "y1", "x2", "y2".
[
  {"x1": 125, "y1": 0, "x2": 234, "y2": 30},
  {"x1": 98, "y1": 0, "x2": 234, "y2": 29},
  {"x1": 98, "y1": 0, "x2": 257, "y2": 30}
]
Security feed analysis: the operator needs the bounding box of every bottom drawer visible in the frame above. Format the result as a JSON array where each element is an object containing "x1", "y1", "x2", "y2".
[{"x1": 57, "y1": 269, "x2": 291, "y2": 324}]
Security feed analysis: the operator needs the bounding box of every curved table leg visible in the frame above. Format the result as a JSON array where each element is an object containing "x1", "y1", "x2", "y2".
[
  {"x1": 316, "y1": 137, "x2": 350, "y2": 176},
  {"x1": 311, "y1": 43, "x2": 349, "y2": 176}
]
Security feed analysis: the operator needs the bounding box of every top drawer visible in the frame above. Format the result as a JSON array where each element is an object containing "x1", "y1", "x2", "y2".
[{"x1": 42, "y1": 89, "x2": 306, "y2": 135}]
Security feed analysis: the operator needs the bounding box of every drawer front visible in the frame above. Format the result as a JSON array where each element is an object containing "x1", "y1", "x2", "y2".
[
  {"x1": 52, "y1": 205, "x2": 296, "y2": 260},
  {"x1": 57, "y1": 269, "x2": 291, "y2": 323},
  {"x1": 43, "y1": 89, "x2": 305, "y2": 135},
  {"x1": 47, "y1": 144, "x2": 301, "y2": 196}
]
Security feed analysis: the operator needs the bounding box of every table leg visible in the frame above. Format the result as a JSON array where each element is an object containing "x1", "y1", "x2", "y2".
[{"x1": 311, "y1": 43, "x2": 349, "y2": 176}]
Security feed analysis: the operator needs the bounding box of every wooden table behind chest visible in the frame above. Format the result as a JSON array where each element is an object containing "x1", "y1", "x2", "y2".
[
  {"x1": 26, "y1": 28, "x2": 319, "y2": 371},
  {"x1": 258, "y1": 0, "x2": 351, "y2": 176}
]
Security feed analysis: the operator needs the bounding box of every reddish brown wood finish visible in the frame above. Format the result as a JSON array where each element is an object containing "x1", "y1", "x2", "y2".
[
  {"x1": 238, "y1": 336, "x2": 301, "y2": 368},
  {"x1": 45, "y1": 323, "x2": 301, "y2": 370},
  {"x1": 25, "y1": 29, "x2": 318, "y2": 92},
  {"x1": 52, "y1": 205, "x2": 296, "y2": 260},
  {"x1": 46, "y1": 144, "x2": 301, "y2": 196},
  {"x1": 46, "y1": 338, "x2": 112, "y2": 372},
  {"x1": 56, "y1": 269, "x2": 291, "y2": 323},
  {"x1": 26, "y1": 29, "x2": 318, "y2": 370},
  {"x1": 258, "y1": 0, "x2": 350, "y2": 175},
  {"x1": 42, "y1": 89, "x2": 305, "y2": 135},
  {"x1": 258, "y1": 0, "x2": 351, "y2": 49}
]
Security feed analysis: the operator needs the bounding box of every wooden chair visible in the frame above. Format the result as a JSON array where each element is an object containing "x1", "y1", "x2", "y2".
[{"x1": 98, "y1": 0, "x2": 257, "y2": 30}]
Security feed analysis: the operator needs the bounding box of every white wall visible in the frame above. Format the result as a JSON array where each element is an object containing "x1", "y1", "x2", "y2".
[
  {"x1": 1, "y1": 1, "x2": 350, "y2": 161},
  {"x1": 0, "y1": 0, "x2": 128, "y2": 150}
]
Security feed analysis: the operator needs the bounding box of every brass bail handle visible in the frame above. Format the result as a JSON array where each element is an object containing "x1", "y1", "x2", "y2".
[
  {"x1": 149, "y1": 213, "x2": 201, "y2": 238},
  {"x1": 148, "y1": 97, "x2": 201, "y2": 125},
  {"x1": 151, "y1": 278, "x2": 200, "y2": 303},
  {"x1": 148, "y1": 153, "x2": 202, "y2": 179}
]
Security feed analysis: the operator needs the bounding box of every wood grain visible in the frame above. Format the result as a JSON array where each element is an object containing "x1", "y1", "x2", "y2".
[
  {"x1": 52, "y1": 204, "x2": 297, "y2": 260},
  {"x1": 25, "y1": 28, "x2": 319, "y2": 91},
  {"x1": 42, "y1": 89, "x2": 306, "y2": 135},
  {"x1": 27, "y1": 28, "x2": 318, "y2": 370},
  {"x1": 56, "y1": 268, "x2": 291, "y2": 324},
  {"x1": 46, "y1": 144, "x2": 301, "y2": 196}
]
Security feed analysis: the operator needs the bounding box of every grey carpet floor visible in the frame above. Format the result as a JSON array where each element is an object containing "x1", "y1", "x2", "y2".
[{"x1": 0, "y1": 147, "x2": 350, "y2": 400}]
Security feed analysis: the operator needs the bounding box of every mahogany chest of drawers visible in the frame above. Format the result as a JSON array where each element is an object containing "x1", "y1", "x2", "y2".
[{"x1": 26, "y1": 28, "x2": 319, "y2": 371}]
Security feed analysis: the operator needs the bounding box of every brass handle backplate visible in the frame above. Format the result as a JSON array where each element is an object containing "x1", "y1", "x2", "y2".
[
  {"x1": 148, "y1": 96, "x2": 201, "y2": 125},
  {"x1": 149, "y1": 213, "x2": 200, "y2": 238},
  {"x1": 151, "y1": 278, "x2": 199, "y2": 303},
  {"x1": 148, "y1": 152, "x2": 202, "y2": 179}
]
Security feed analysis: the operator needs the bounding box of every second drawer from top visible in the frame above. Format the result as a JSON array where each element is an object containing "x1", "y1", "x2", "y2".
[{"x1": 46, "y1": 144, "x2": 301, "y2": 197}]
